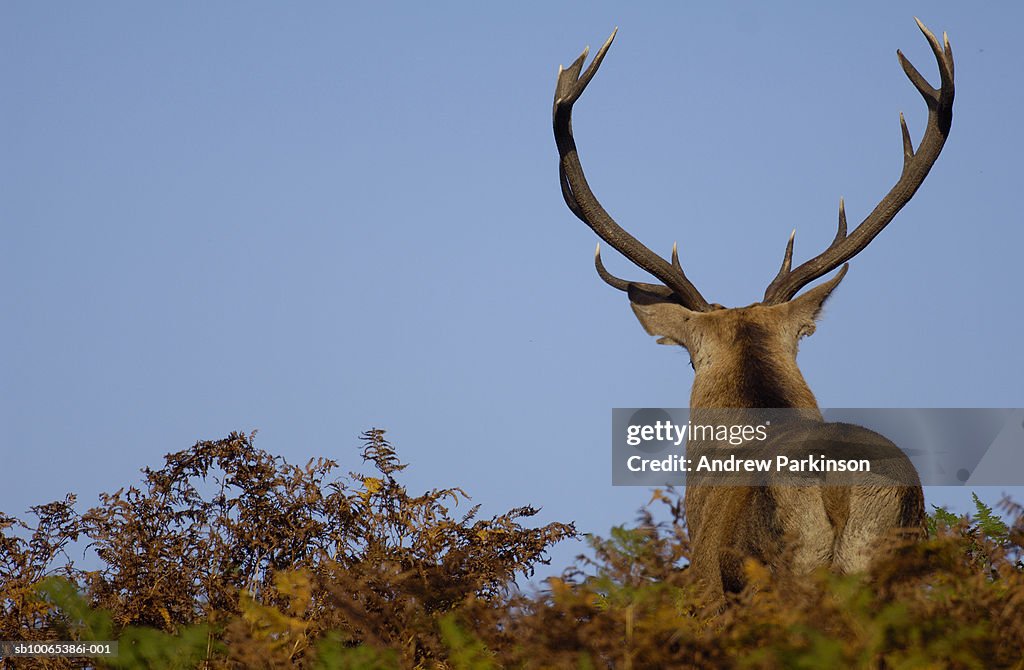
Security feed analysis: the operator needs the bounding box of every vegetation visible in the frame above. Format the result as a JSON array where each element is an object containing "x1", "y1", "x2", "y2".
[{"x1": 2, "y1": 430, "x2": 1022, "y2": 668}]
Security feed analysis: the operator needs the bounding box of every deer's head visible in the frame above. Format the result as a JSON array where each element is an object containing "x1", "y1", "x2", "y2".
[{"x1": 553, "y1": 21, "x2": 954, "y2": 409}]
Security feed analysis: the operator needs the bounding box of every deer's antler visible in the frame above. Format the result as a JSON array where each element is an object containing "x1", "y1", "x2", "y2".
[
  {"x1": 762, "y1": 18, "x2": 954, "y2": 304},
  {"x1": 553, "y1": 29, "x2": 713, "y2": 311}
]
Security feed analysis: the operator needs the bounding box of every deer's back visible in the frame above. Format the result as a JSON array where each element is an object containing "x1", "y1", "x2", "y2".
[{"x1": 685, "y1": 420, "x2": 924, "y2": 596}]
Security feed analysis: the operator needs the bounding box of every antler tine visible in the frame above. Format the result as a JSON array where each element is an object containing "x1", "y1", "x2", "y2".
[
  {"x1": 762, "y1": 20, "x2": 954, "y2": 305},
  {"x1": 554, "y1": 31, "x2": 712, "y2": 312},
  {"x1": 768, "y1": 229, "x2": 796, "y2": 286},
  {"x1": 671, "y1": 242, "x2": 683, "y2": 273},
  {"x1": 594, "y1": 243, "x2": 630, "y2": 291},
  {"x1": 834, "y1": 197, "x2": 848, "y2": 244},
  {"x1": 595, "y1": 244, "x2": 676, "y2": 297}
]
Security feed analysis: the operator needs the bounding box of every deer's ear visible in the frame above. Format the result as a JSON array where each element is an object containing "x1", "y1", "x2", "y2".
[
  {"x1": 627, "y1": 285, "x2": 698, "y2": 347},
  {"x1": 786, "y1": 265, "x2": 848, "y2": 336}
]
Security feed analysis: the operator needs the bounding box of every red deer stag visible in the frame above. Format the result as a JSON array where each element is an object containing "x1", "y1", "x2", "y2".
[{"x1": 553, "y1": 20, "x2": 953, "y2": 606}]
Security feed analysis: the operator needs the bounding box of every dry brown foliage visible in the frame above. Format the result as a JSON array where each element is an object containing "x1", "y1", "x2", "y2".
[
  {"x1": 2, "y1": 430, "x2": 1022, "y2": 669},
  {"x1": 1, "y1": 430, "x2": 574, "y2": 668}
]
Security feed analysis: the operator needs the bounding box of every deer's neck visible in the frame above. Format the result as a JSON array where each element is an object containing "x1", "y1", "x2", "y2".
[{"x1": 689, "y1": 322, "x2": 821, "y2": 415}]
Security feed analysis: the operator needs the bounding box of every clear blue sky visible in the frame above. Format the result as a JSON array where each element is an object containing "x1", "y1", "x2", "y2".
[{"x1": 4, "y1": 2, "x2": 1022, "y2": 580}]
